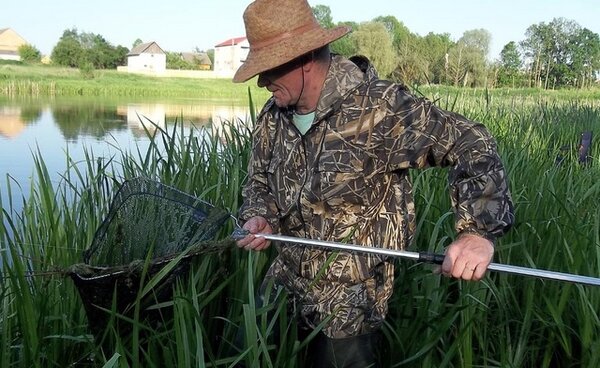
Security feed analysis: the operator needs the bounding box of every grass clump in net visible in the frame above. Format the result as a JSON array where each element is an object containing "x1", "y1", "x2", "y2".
[{"x1": 67, "y1": 177, "x2": 235, "y2": 339}]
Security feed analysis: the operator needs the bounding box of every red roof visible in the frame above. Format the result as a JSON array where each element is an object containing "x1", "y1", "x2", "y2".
[{"x1": 215, "y1": 37, "x2": 247, "y2": 47}]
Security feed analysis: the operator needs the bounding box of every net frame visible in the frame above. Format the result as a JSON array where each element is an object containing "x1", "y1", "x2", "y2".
[{"x1": 68, "y1": 177, "x2": 235, "y2": 339}]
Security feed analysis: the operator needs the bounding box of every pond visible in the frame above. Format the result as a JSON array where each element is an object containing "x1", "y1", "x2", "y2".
[{"x1": 0, "y1": 96, "x2": 252, "y2": 214}]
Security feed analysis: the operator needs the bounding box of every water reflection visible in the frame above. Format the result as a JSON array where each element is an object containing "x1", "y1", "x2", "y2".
[
  {"x1": 121, "y1": 103, "x2": 166, "y2": 135},
  {"x1": 52, "y1": 104, "x2": 127, "y2": 141},
  {"x1": 116, "y1": 103, "x2": 250, "y2": 137},
  {"x1": 0, "y1": 98, "x2": 251, "y2": 141},
  {"x1": 0, "y1": 105, "x2": 42, "y2": 138},
  {"x1": 0, "y1": 97, "x2": 252, "y2": 214}
]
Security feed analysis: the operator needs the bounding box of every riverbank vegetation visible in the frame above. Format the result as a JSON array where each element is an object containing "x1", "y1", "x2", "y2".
[
  {"x1": 0, "y1": 63, "x2": 270, "y2": 99},
  {"x1": 3, "y1": 62, "x2": 600, "y2": 103},
  {"x1": 1, "y1": 89, "x2": 600, "y2": 367}
]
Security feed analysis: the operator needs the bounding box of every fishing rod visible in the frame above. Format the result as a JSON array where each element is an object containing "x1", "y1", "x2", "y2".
[{"x1": 233, "y1": 230, "x2": 600, "y2": 287}]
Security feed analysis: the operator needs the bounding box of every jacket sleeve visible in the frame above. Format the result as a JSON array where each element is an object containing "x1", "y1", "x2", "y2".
[
  {"x1": 385, "y1": 90, "x2": 514, "y2": 242},
  {"x1": 238, "y1": 111, "x2": 281, "y2": 233}
]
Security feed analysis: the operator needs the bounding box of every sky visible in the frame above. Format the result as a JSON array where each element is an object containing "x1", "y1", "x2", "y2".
[{"x1": 2, "y1": 0, "x2": 599, "y2": 61}]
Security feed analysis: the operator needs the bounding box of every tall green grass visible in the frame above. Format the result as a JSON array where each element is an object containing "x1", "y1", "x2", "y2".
[{"x1": 1, "y1": 90, "x2": 599, "y2": 367}]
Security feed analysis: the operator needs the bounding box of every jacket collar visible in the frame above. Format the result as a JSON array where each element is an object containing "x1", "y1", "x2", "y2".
[{"x1": 314, "y1": 54, "x2": 376, "y2": 122}]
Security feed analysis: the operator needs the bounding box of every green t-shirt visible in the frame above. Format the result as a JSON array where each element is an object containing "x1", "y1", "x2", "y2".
[{"x1": 292, "y1": 111, "x2": 315, "y2": 135}]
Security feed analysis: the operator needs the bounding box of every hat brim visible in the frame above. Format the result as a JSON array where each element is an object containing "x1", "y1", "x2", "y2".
[{"x1": 233, "y1": 26, "x2": 350, "y2": 83}]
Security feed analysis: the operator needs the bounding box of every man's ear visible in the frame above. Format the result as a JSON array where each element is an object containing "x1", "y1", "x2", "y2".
[{"x1": 302, "y1": 51, "x2": 316, "y2": 72}]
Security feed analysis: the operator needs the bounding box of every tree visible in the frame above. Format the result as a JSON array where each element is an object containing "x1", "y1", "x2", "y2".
[
  {"x1": 391, "y1": 34, "x2": 427, "y2": 84},
  {"x1": 18, "y1": 44, "x2": 42, "y2": 63},
  {"x1": 312, "y1": 5, "x2": 334, "y2": 29},
  {"x1": 330, "y1": 21, "x2": 358, "y2": 57},
  {"x1": 372, "y1": 16, "x2": 426, "y2": 84},
  {"x1": 311, "y1": 5, "x2": 356, "y2": 56},
  {"x1": 420, "y1": 32, "x2": 455, "y2": 84},
  {"x1": 51, "y1": 29, "x2": 84, "y2": 67},
  {"x1": 520, "y1": 18, "x2": 599, "y2": 89},
  {"x1": 447, "y1": 29, "x2": 491, "y2": 87},
  {"x1": 521, "y1": 23, "x2": 545, "y2": 87},
  {"x1": 447, "y1": 44, "x2": 469, "y2": 87},
  {"x1": 497, "y1": 41, "x2": 523, "y2": 87},
  {"x1": 499, "y1": 41, "x2": 521, "y2": 70},
  {"x1": 83, "y1": 33, "x2": 114, "y2": 68},
  {"x1": 206, "y1": 49, "x2": 215, "y2": 68},
  {"x1": 132, "y1": 38, "x2": 143, "y2": 49},
  {"x1": 91, "y1": 34, "x2": 127, "y2": 68},
  {"x1": 51, "y1": 28, "x2": 128, "y2": 69},
  {"x1": 166, "y1": 52, "x2": 195, "y2": 70},
  {"x1": 351, "y1": 22, "x2": 397, "y2": 78},
  {"x1": 566, "y1": 28, "x2": 600, "y2": 88},
  {"x1": 460, "y1": 29, "x2": 491, "y2": 57},
  {"x1": 372, "y1": 15, "x2": 411, "y2": 51},
  {"x1": 114, "y1": 46, "x2": 129, "y2": 66},
  {"x1": 542, "y1": 18, "x2": 579, "y2": 88}
]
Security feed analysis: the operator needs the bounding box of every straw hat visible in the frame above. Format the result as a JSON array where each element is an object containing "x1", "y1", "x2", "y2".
[{"x1": 232, "y1": 0, "x2": 351, "y2": 83}]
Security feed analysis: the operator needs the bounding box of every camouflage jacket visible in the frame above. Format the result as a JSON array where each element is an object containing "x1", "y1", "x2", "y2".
[{"x1": 239, "y1": 55, "x2": 513, "y2": 338}]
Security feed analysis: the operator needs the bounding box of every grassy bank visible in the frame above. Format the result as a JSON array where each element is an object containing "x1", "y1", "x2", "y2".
[
  {"x1": 0, "y1": 63, "x2": 271, "y2": 99},
  {"x1": 1, "y1": 90, "x2": 600, "y2": 367},
  {"x1": 3, "y1": 63, "x2": 600, "y2": 102}
]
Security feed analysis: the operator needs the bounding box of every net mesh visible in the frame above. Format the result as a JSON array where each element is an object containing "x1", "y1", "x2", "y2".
[{"x1": 67, "y1": 177, "x2": 234, "y2": 338}]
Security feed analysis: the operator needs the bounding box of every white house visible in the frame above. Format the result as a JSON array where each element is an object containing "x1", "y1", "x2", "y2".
[
  {"x1": 0, "y1": 28, "x2": 27, "y2": 61},
  {"x1": 213, "y1": 37, "x2": 249, "y2": 78},
  {"x1": 127, "y1": 41, "x2": 166, "y2": 74}
]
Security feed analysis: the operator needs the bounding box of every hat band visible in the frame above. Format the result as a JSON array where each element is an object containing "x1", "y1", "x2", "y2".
[{"x1": 251, "y1": 22, "x2": 319, "y2": 51}]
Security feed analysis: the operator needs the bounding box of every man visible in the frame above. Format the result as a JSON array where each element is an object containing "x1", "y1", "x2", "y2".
[{"x1": 234, "y1": 0, "x2": 514, "y2": 366}]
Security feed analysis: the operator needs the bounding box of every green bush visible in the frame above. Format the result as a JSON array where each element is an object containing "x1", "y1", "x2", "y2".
[
  {"x1": 79, "y1": 61, "x2": 95, "y2": 79},
  {"x1": 18, "y1": 44, "x2": 42, "y2": 63}
]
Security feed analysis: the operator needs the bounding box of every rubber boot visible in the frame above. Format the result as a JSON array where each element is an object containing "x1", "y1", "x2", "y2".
[{"x1": 307, "y1": 331, "x2": 380, "y2": 368}]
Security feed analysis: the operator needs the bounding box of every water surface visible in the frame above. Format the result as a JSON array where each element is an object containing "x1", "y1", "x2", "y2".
[{"x1": 0, "y1": 96, "x2": 251, "y2": 214}]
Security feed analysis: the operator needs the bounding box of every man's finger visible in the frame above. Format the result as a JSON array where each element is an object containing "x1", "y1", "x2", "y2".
[
  {"x1": 473, "y1": 264, "x2": 488, "y2": 280},
  {"x1": 244, "y1": 236, "x2": 268, "y2": 250},
  {"x1": 441, "y1": 254, "x2": 454, "y2": 276},
  {"x1": 236, "y1": 233, "x2": 254, "y2": 247}
]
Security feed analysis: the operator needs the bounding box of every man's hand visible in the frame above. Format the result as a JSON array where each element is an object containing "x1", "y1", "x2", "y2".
[
  {"x1": 236, "y1": 216, "x2": 273, "y2": 251},
  {"x1": 441, "y1": 233, "x2": 494, "y2": 281}
]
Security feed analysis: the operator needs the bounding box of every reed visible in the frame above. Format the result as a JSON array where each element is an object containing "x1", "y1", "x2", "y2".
[{"x1": 0, "y1": 89, "x2": 599, "y2": 367}]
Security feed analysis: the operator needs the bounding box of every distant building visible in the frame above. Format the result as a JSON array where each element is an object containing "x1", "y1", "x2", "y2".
[
  {"x1": 0, "y1": 28, "x2": 28, "y2": 61},
  {"x1": 213, "y1": 37, "x2": 249, "y2": 78},
  {"x1": 180, "y1": 52, "x2": 212, "y2": 70},
  {"x1": 127, "y1": 41, "x2": 166, "y2": 73}
]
